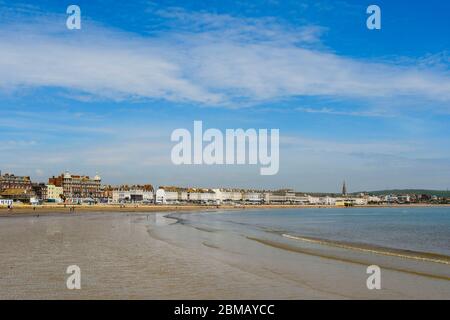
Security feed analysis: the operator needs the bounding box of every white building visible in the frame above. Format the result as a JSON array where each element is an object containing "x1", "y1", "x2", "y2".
[
  {"x1": 397, "y1": 195, "x2": 411, "y2": 203},
  {"x1": 307, "y1": 196, "x2": 321, "y2": 205},
  {"x1": 293, "y1": 195, "x2": 309, "y2": 204},
  {"x1": 187, "y1": 191, "x2": 200, "y2": 202},
  {"x1": 165, "y1": 191, "x2": 179, "y2": 203},
  {"x1": 212, "y1": 189, "x2": 223, "y2": 204},
  {"x1": 112, "y1": 189, "x2": 154, "y2": 203},
  {"x1": 265, "y1": 192, "x2": 285, "y2": 203},
  {"x1": 46, "y1": 184, "x2": 64, "y2": 203},
  {"x1": 265, "y1": 190, "x2": 296, "y2": 203},
  {"x1": 187, "y1": 189, "x2": 216, "y2": 203},
  {"x1": 384, "y1": 195, "x2": 398, "y2": 203},
  {"x1": 155, "y1": 188, "x2": 166, "y2": 204},
  {"x1": 285, "y1": 192, "x2": 296, "y2": 203},
  {"x1": 200, "y1": 191, "x2": 216, "y2": 203},
  {"x1": 367, "y1": 196, "x2": 382, "y2": 203},
  {"x1": 219, "y1": 190, "x2": 243, "y2": 202},
  {"x1": 353, "y1": 198, "x2": 368, "y2": 205},
  {"x1": 243, "y1": 192, "x2": 263, "y2": 203},
  {"x1": 319, "y1": 196, "x2": 336, "y2": 205},
  {"x1": 180, "y1": 191, "x2": 189, "y2": 202}
]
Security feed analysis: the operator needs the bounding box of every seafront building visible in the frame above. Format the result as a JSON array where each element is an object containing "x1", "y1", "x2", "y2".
[
  {"x1": 155, "y1": 188, "x2": 167, "y2": 204},
  {"x1": 112, "y1": 188, "x2": 154, "y2": 203},
  {"x1": 218, "y1": 189, "x2": 244, "y2": 203},
  {"x1": 243, "y1": 191, "x2": 264, "y2": 203},
  {"x1": 264, "y1": 189, "x2": 305, "y2": 203},
  {"x1": 139, "y1": 187, "x2": 374, "y2": 206},
  {"x1": 367, "y1": 195, "x2": 382, "y2": 203},
  {"x1": 152, "y1": 188, "x2": 339, "y2": 205},
  {"x1": 0, "y1": 171, "x2": 33, "y2": 202},
  {"x1": 31, "y1": 183, "x2": 47, "y2": 201},
  {"x1": 49, "y1": 172, "x2": 102, "y2": 202},
  {"x1": 0, "y1": 169, "x2": 448, "y2": 205},
  {"x1": 188, "y1": 189, "x2": 216, "y2": 203},
  {"x1": 46, "y1": 184, "x2": 64, "y2": 203},
  {"x1": 155, "y1": 187, "x2": 218, "y2": 204},
  {"x1": 0, "y1": 172, "x2": 32, "y2": 192},
  {"x1": 155, "y1": 186, "x2": 186, "y2": 204}
]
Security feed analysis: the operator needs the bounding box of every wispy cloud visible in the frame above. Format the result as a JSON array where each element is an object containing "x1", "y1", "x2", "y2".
[
  {"x1": 282, "y1": 135, "x2": 422, "y2": 155},
  {"x1": 0, "y1": 7, "x2": 449, "y2": 109},
  {"x1": 296, "y1": 107, "x2": 393, "y2": 117}
]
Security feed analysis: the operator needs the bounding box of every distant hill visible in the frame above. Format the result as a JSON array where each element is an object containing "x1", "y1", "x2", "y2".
[{"x1": 354, "y1": 189, "x2": 450, "y2": 197}]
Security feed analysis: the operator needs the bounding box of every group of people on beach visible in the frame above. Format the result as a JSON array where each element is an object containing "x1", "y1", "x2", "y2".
[{"x1": 63, "y1": 204, "x2": 77, "y2": 212}]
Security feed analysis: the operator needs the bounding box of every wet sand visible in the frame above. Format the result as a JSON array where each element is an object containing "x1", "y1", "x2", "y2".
[{"x1": 0, "y1": 211, "x2": 449, "y2": 299}]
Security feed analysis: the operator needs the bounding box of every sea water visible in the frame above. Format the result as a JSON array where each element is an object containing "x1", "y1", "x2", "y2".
[{"x1": 177, "y1": 207, "x2": 450, "y2": 256}]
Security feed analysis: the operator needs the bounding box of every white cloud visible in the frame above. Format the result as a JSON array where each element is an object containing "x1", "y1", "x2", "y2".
[
  {"x1": 281, "y1": 135, "x2": 422, "y2": 155},
  {"x1": 0, "y1": 11, "x2": 449, "y2": 108},
  {"x1": 0, "y1": 27, "x2": 222, "y2": 104},
  {"x1": 296, "y1": 107, "x2": 392, "y2": 117}
]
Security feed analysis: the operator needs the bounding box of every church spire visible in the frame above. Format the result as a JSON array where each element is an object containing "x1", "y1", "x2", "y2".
[{"x1": 342, "y1": 181, "x2": 347, "y2": 196}]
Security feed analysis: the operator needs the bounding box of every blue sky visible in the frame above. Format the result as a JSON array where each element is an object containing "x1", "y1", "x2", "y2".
[{"x1": 0, "y1": 0, "x2": 449, "y2": 192}]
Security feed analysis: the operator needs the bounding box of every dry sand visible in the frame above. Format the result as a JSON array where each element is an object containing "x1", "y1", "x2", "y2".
[{"x1": 1, "y1": 203, "x2": 448, "y2": 216}]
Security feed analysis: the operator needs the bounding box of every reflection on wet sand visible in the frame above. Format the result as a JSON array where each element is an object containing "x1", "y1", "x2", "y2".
[{"x1": 0, "y1": 212, "x2": 449, "y2": 299}]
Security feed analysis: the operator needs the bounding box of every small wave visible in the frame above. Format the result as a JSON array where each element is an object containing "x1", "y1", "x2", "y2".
[
  {"x1": 247, "y1": 236, "x2": 450, "y2": 281},
  {"x1": 282, "y1": 234, "x2": 450, "y2": 265},
  {"x1": 194, "y1": 226, "x2": 218, "y2": 233}
]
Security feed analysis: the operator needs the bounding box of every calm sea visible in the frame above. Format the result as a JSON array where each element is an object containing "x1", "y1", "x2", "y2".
[{"x1": 178, "y1": 207, "x2": 450, "y2": 256}]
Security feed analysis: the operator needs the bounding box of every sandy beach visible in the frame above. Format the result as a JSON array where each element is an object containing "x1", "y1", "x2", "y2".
[
  {"x1": 0, "y1": 209, "x2": 449, "y2": 299},
  {"x1": 1, "y1": 203, "x2": 449, "y2": 216}
]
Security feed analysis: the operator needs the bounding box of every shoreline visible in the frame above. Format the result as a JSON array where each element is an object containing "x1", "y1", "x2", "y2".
[
  {"x1": 246, "y1": 236, "x2": 450, "y2": 281},
  {"x1": 1, "y1": 203, "x2": 449, "y2": 216},
  {"x1": 168, "y1": 209, "x2": 450, "y2": 262},
  {"x1": 279, "y1": 234, "x2": 450, "y2": 266},
  {"x1": 168, "y1": 210, "x2": 450, "y2": 275},
  {"x1": 151, "y1": 211, "x2": 450, "y2": 299}
]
